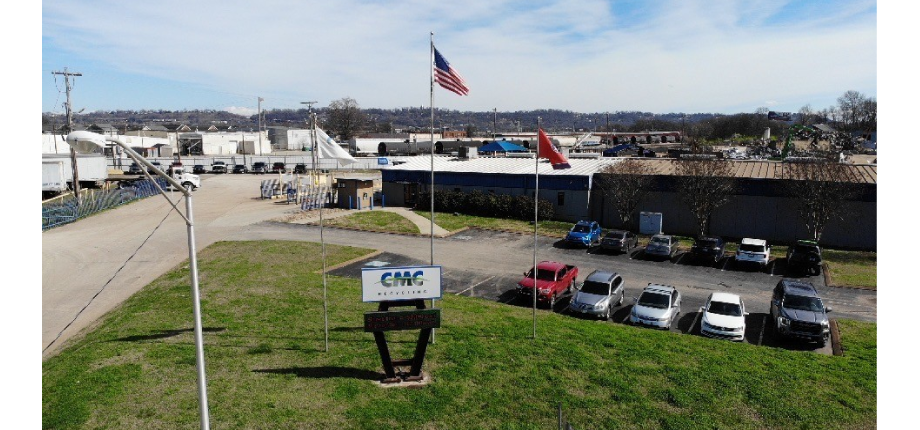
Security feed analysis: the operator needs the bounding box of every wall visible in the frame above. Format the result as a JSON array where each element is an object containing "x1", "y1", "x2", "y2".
[{"x1": 590, "y1": 175, "x2": 877, "y2": 250}]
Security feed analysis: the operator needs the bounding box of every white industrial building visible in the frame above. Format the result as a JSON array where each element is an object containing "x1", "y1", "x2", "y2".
[{"x1": 177, "y1": 130, "x2": 270, "y2": 156}]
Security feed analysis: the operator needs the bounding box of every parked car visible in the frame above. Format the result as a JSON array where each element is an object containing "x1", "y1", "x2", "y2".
[
  {"x1": 127, "y1": 163, "x2": 144, "y2": 175},
  {"x1": 770, "y1": 279, "x2": 832, "y2": 346},
  {"x1": 251, "y1": 162, "x2": 268, "y2": 174},
  {"x1": 630, "y1": 283, "x2": 682, "y2": 330},
  {"x1": 272, "y1": 162, "x2": 287, "y2": 173},
  {"x1": 734, "y1": 238, "x2": 770, "y2": 269},
  {"x1": 211, "y1": 161, "x2": 227, "y2": 174},
  {"x1": 150, "y1": 161, "x2": 163, "y2": 172},
  {"x1": 689, "y1": 236, "x2": 726, "y2": 263},
  {"x1": 294, "y1": 163, "x2": 308, "y2": 174},
  {"x1": 600, "y1": 230, "x2": 638, "y2": 254},
  {"x1": 699, "y1": 292, "x2": 747, "y2": 342},
  {"x1": 192, "y1": 164, "x2": 206, "y2": 174},
  {"x1": 644, "y1": 234, "x2": 678, "y2": 260},
  {"x1": 786, "y1": 239, "x2": 823, "y2": 275},
  {"x1": 516, "y1": 261, "x2": 579, "y2": 308},
  {"x1": 232, "y1": 164, "x2": 248, "y2": 174},
  {"x1": 567, "y1": 270, "x2": 625, "y2": 320},
  {"x1": 564, "y1": 220, "x2": 602, "y2": 248}
]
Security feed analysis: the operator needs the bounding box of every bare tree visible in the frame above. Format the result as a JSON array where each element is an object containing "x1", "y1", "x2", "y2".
[
  {"x1": 594, "y1": 160, "x2": 656, "y2": 228},
  {"x1": 674, "y1": 159, "x2": 737, "y2": 237},
  {"x1": 837, "y1": 90, "x2": 865, "y2": 132},
  {"x1": 785, "y1": 159, "x2": 857, "y2": 242},
  {"x1": 327, "y1": 97, "x2": 366, "y2": 141},
  {"x1": 798, "y1": 104, "x2": 820, "y2": 126}
]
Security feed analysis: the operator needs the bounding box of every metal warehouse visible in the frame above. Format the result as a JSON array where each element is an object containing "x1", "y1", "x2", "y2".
[{"x1": 380, "y1": 155, "x2": 621, "y2": 221}]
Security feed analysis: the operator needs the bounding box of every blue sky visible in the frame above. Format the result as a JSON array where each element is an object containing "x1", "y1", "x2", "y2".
[{"x1": 41, "y1": 1, "x2": 877, "y2": 116}]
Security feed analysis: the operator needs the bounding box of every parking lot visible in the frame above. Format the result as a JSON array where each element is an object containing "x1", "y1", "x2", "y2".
[{"x1": 329, "y1": 228, "x2": 876, "y2": 355}]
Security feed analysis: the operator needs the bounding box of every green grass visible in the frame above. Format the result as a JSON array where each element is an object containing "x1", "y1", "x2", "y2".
[
  {"x1": 823, "y1": 249, "x2": 877, "y2": 289},
  {"x1": 323, "y1": 210, "x2": 420, "y2": 234},
  {"x1": 43, "y1": 241, "x2": 877, "y2": 429},
  {"x1": 413, "y1": 210, "x2": 578, "y2": 237}
]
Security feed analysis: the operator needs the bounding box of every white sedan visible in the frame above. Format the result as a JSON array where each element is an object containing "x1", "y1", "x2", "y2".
[{"x1": 699, "y1": 292, "x2": 748, "y2": 342}]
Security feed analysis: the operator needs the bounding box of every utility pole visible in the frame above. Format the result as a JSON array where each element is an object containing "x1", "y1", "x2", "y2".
[
  {"x1": 257, "y1": 97, "x2": 264, "y2": 156},
  {"x1": 493, "y1": 108, "x2": 497, "y2": 139},
  {"x1": 53, "y1": 68, "x2": 83, "y2": 204},
  {"x1": 301, "y1": 101, "x2": 318, "y2": 170}
]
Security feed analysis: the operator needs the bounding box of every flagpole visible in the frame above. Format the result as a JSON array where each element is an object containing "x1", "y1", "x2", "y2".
[
  {"x1": 533, "y1": 117, "x2": 540, "y2": 339},
  {"x1": 313, "y1": 113, "x2": 329, "y2": 352},
  {"x1": 429, "y1": 31, "x2": 436, "y2": 344}
]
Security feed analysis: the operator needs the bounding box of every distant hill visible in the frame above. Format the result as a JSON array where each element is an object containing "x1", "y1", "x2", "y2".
[{"x1": 43, "y1": 108, "x2": 719, "y2": 136}]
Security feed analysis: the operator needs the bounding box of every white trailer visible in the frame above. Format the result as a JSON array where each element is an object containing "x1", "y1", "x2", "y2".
[
  {"x1": 42, "y1": 160, "x2": 67, "y2": 193},
  {"x1": 42, "y1": 154, "x2": 109, "y2": 190}
]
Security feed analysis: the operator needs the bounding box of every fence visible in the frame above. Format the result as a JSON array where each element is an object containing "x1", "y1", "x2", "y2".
[
  {"x1": 259, "y1": 179, "x2": 337, "y2": 210},
  {"x1": 42, "y1": 178, "x2": 168, "y2": 231}
]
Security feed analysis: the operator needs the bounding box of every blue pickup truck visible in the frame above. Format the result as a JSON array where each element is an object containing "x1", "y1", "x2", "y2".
[{"x1": 564, "y1": 220, "x2": 602, "y2": 248}]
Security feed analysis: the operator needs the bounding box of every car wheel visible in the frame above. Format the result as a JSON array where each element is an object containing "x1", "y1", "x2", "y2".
[
  {"x1": 603, "y1": 306, "x2": 611, "y2": 321},
  {"x1": 549, "y1": 294, "x2": 557, "y2": 309}
]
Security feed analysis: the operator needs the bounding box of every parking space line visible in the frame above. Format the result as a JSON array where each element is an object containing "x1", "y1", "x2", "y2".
[
  {"x1": 689, "y1": 310, "x2": 701, "y2": 335},
  {"x1": 757, "y1": 314, "x2": 767, "y2": 346},
  {"x1": 456, "y1": 276, "x2": 495, "y2": 296}
]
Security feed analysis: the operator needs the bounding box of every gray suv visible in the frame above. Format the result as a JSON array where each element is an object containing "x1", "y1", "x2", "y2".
[
  {"x1": 567, "y1": 270, "x2": 625, "y2": 320},
  {"x1": 770, "y1": 279, "x2": 832, "y2": 346}
]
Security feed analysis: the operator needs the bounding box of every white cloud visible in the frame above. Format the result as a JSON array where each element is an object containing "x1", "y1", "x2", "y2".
[{"x1": 42, "y1": 0, "x2": 877, "y2": 113}]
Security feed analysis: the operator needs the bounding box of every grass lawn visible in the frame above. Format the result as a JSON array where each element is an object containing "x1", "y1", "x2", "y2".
[
  {"x1": 414, "y1": 210, "x2": 573, "y2": 237},
  {"x1": 43, "y1": 241, "x2": 877, "y2": 429},
  {"x1": 823, "y1": 249, "x2": 877, "y2": 289},
  {"x1": 323, "y1": 210, "x2": 420, "y2": 234}
]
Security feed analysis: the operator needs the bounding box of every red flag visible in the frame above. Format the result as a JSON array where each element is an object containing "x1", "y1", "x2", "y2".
[{"x1": 538, "y1": 129, "x2": 570, "y2": 169}]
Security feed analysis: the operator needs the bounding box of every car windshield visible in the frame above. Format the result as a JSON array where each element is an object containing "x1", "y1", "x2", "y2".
[
  {"x1": 580, "y1": 280, "x2": 610, "y2": 295},
  {"x1": 525, "y1": 268, "x2": 556, "y2": 281},
  {"x1": 637, "y1": 291, "x2": 669, "y2": 308},
  {"x1": 739, "y1": 244, "x2": 765, "y2": 252},
  {"x1": 783, "y1": 295, "x2": 824, "y2": 312},
  {"x1": 696, "y1": 239, "x2": 718, "y2": 247},
  {"x1": 707, "y1": 301, "x2": 743, "y2": 316},
  {"x1": 572, "y1": 225, "x2": 590, "y2": 233},
  {"x1": 650, "y1": 237, "x2": 670, "y2": 245}
]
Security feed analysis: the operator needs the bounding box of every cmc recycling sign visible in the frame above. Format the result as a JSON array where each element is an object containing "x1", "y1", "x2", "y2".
[{"x1": 361, "y1": 265, "x2": 442, "y2": 302}]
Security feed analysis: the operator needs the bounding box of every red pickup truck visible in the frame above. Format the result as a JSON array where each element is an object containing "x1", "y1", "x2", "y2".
[{"x1": 517, "y1": 261, "x2": 579, "y2": 308}]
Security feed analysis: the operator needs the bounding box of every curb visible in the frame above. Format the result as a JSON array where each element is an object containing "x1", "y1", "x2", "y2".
[
  {"x1": 830, "y1": 319, "x2": 843, "y2": 356},
  {"x1": 317, "y1": 250, "x2": 384, "y2": 274}
]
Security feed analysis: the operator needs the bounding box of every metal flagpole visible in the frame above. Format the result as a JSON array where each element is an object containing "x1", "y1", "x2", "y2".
[
  {"x1": 533, "y1": 117, "x2": 540, "y2": 339},
  {"x1": 314, "y1": 113, "x2": 329, "y2": 352},
  {"x1": 429, "y1": 31, "x2": 436, "y2": 343}
]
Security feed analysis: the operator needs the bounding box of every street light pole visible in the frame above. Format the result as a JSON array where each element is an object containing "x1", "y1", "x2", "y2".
[
  {"x1": 258, "y1": 97, "x2": 264, "y2": 156},
  {"x1": 66, "y1": 131, "x2": 211, "y2": 430}
]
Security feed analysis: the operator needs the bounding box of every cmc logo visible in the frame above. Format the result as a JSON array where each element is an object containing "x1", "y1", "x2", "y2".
[{"x1": 380, "y1": 270, "x2": 426, "y2": 288}]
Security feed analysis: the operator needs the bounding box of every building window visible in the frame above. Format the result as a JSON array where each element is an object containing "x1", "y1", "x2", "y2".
[{"x1": 557, "y1": 192, "x2": 565, "y2": 206}]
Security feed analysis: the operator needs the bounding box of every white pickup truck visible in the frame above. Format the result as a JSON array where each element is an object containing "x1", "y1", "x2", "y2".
[{"x1": 166, "y1": 165, "x2": 201, "y2": 191}]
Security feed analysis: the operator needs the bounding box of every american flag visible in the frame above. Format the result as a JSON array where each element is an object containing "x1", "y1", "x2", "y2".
[{"x1": 433, "y1": 47, "x2": 469, "y2": 96}]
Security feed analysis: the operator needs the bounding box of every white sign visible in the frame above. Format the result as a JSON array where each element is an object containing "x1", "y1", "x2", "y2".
[
  {"x1": 361, "y1": 266, "x2": 442, "y2": 302},
  {"x1": 639, "y1": 211, "x2": 663, "y2": 235}
]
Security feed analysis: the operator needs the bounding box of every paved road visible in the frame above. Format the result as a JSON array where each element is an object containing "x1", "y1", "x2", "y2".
[{"x1": 43, "y1": 173, "x2": 876, "y2": 359}]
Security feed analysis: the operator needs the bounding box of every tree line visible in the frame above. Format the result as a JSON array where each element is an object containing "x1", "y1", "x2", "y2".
[{"x1": 43, "y1": 90, "x2": 875, "y2": 145}]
